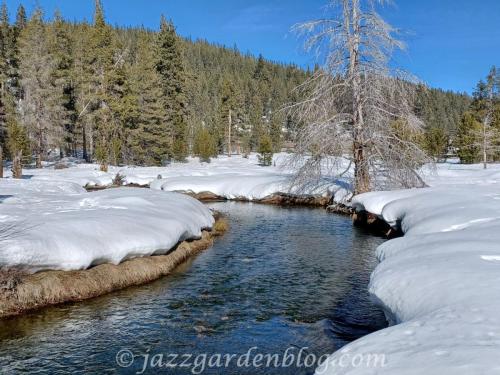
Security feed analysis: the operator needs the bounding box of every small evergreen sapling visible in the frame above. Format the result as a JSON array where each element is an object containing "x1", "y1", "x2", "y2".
[
  {"x1": 193, "y1": 127, "x2": 216, "y2": 163},
  {"x1": 258, "y1": 133, "x2": 273, "y2": 166},
  {"x1": 6, "y1": 118, "x2": 29, "y2": 178},
  {"x1": 424, "y1": 127, "x2": 448, "y2": 161}
]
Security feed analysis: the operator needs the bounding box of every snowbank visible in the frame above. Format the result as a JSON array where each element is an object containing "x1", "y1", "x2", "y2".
[
  {"x1": 148, "y1": 154, "x2": 352, "y2": 201},
  {"x1": 318, "y1": 166, "x2": 500, "y2": 374},
  {"x1": 150, "y1": 173, "x2": 289, "y2": 200},
  {"x1": 7, "y1": 153, "x2": 353, "y2": 203},
  {"x1": 0, "y1": 179, "x2": 214, "y2": 273}
]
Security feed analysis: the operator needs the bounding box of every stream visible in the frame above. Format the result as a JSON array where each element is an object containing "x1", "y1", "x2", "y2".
[{"x1": 0, "y1": 202, "x2": 387, "y2": 374}]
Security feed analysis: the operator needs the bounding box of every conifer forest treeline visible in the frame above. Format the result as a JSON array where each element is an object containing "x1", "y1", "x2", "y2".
[{"x1": 0, "y1": 1, "x2": 475, "y2": 170}]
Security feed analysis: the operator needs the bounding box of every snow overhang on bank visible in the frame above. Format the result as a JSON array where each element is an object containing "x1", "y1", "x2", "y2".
[
  {"x1": 318, "y1": 181, "x2": 500, "y2": 374},
  {"x1": 0, "y1": 179, "x2": 214, "y2": 273}
]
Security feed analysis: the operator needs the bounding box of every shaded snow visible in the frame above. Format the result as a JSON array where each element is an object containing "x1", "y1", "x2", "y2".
[{"x1": 318, "y1": 164, "x2": 500, "y2": 375}]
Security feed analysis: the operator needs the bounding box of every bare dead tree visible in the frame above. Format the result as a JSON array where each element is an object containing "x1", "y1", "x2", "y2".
[
  {"x1": 289, "y1": 0, "x2": 430, "y2": 195},
  {"x1": 472, "y1": 112, "x2": 499, "y2": 170},
  {"x1": 479, "y1": 67, "x2": 499, "y2": 169}
]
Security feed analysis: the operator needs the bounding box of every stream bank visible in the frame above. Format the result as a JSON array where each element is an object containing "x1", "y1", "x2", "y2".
[
  {"x1": 0, "y1": 202, "x2": 387, "y2": 375},
  {"x1": 0, "y1": 214, "x2": 227, "y2": 319}
]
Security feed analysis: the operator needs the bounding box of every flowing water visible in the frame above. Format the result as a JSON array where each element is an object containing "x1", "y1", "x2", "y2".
[{"x1": 0, "y1": 202, "x2": 387, "y2": 374}]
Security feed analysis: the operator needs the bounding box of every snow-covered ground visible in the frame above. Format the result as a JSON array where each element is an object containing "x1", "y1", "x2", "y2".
[
  {"x1": 317, "y1": 162, "x2": 500, "y2": 374},
  {"x1": 3, "y1": 155, "x2": 500, "y2": 373},
  {"x1": 6, "y1": 153, "x2": 352, "y2": 202},
  {"x1": 0, "y1": 179, "x2": 214, "y2": 273}
]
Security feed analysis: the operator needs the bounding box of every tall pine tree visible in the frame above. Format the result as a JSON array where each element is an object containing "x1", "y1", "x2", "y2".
[
  {"x1": 48, "y1": 11, "x2": 77, "y2": 157},
  {"x1": 88, "y1": 0, "x2": 117, "y2": 171},
  {"x1": 18, "y1": 8, "x2": 62, "y2": 167},
  {"x1": 128, "y1": 31, "x2": 169, "y2": 165},
  {"x1": 155, "y1": 16, "x2": 188, "y2": 161}
]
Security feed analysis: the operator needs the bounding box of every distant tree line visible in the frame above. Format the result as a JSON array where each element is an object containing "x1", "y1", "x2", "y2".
[
  {"x1": 0, "y1": 0, "x2": 308, "y2": 173},
  {"x1": 415, "y1": 85, "x2": 471, "y2": 160},
  {"x1": 0, "y1": 1, "x2": 474, "y2": 177},
  {"x1": 456, "y1": 67, "x2": 500, "y2": 166}
]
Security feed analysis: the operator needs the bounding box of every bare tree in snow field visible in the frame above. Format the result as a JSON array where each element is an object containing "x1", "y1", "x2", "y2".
[{"x1": 290, "y1": 0, "x2": 429, "y2": 195}]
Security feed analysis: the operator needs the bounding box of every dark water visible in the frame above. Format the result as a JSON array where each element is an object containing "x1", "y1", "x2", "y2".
[{"x1": 0, "y1": 202, "x2": 386, "y2": 375}]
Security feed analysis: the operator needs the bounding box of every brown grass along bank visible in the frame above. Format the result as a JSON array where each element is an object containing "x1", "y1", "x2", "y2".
[
  {"x1": 183, "y1": 191, "x2": 332, "y2": 207},
  {"x1": 0, "y1": 214, "x2": 228, "y2": 319}
]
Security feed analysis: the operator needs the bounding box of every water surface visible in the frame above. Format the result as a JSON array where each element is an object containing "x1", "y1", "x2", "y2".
[{"x1": 0, "y1": 202, "x2": 386, "y2": 374}]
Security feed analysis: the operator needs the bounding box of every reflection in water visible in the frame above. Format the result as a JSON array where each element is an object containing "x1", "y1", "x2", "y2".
[{"x1": 0, "y1": 202, "x2": 386, "y2": 374}]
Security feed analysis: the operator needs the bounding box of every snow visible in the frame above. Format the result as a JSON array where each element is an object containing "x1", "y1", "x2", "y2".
[
  {"x1": 318, "y1": 163, "x2": 500, "y2": 375},
  {"x1": 4, "y1": 155, "x2": 500, "y2": 373},
  {"x1": 0, "y1": 179, "x2": 214, "y2": 273},
  {"x1": 22, "y1": 163, "x2": 116, "y2": 188},
  {"x1": 148, "y1": 154, "x2": 296, "y2": 200},
  {"x1": 151, "y1": 174, "x2": 290, "y2": 200},
  {"x1": 6, "y1": 153, "x2": 353, "y2": 202}
]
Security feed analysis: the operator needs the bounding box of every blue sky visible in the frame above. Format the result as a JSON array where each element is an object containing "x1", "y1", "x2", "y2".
[{"x1": 3, "y1": 0, "x2": 500, "y2": 93}]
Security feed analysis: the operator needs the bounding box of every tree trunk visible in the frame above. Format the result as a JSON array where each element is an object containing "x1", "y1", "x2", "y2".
[
  {"x1": 36, "y1": 153, "x2": 42, "y2": 169},
  {"x1": 228, "y1": 109, "x2": 232, "y2": 157},
  {"x1": 483, "y1": 120, "x2": 487, "y2": 169},
  {"x1": 36, "y1": 117, "x2": 43, "y2": 168},
  {"x1": 353, "y1": 143, "x2": 370, "y2": 195},
  {"x1": 82, "y1": 123, "x2": 88, "y2": 162},
  {"x1": 0, "y1": 146, "x2": 3, "y2": 179},
  {"x1": 348, "y1": 0, "x2": 371, "y2": 195},
  {"x1": 12, "y1": 151, "x2": 22, "y2": 179},
  {"x1": 89, "y1": 126, "x2": 94, "y2": 160},
  {"x1": 100, "y1": 163, "x2": 108, "y2": 172}
]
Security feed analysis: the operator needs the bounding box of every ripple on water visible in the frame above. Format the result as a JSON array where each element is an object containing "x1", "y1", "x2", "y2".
[{"x1": 0, "y1": 202, "x2": 387, "y2": 375}]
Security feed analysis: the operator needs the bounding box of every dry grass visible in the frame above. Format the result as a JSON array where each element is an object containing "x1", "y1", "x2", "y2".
[
  {"x1": 0, "y1": 216, "x2": 227, "y2": 319},
  {"x1": 212, "y1": 216, "x2": 229, "y2": 236},
  {"x1": 0, "y1": 268, "x2": 26, "y2": 298}
]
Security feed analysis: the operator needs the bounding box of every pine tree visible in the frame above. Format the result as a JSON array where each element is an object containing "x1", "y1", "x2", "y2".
[
  {"x1": 127, "y1": 31, "x2": 169, "y2": 165},
  {"x1": 0, "y1": 3, "x2": 10, "y2": 174},
  {"x1": 15, "y1": 5, "x2": 27, "y2": 32},
  {"x1": 424, "y1": 127, "x2": 448, "y2": 161},
  {"x1": 193, "y1": 125, "x2": 216, "y2": 163},
  {"x1": 457, "y1": 111, "x2": 482, "y2": 164},
  {"x1": 9, "y1": 5, "x2": 26, "y2": 100},
  {"x1": 88, "y1": 0, "x2": 117, "y2": 171},
  {"x1": 105, "y1": 37, "x2": 134, "y2": 166},
  {"x1": 6, "y1": 115, "x2": 29, "y2": 178},
  {"x1": 0, "y1": 4, "x2": 23, "y2": 101},
  {"x1": 269, "y1": 112, "x2": 283, "y2": 152},
  {"x1": 72, "y1": 22, "x2": 93, "y2": 161},
  {"x1": 155, "y1": 16, "x2": 188, "y2": 161},
  {"x1": 217, "y1": 78, "x2": 242, "y2": 155},
  {"x1": 0, "y1": 89, "x2": 17, "y2": 177},
  {"x1": 258, "y1": 133, "x2": 273, "y2": 166},
  {"x1": 247, "y1": 80, "x2": 265, "y2": 150},
  {"x1": 253, "y1": 54, "x2": 270, "y2": 83},
  {"x1": 0, "y1": 4, "x2": 8, "y2": 87},
  {"x1": 48, "y1": 11, "x2": 77, "y2": 157},
  {"x1": 18, "y1": 8, "x2": 61, "y2": 168},
  {"x1": 253, "y1": 54, "x2": 272, "y2": 134}
]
